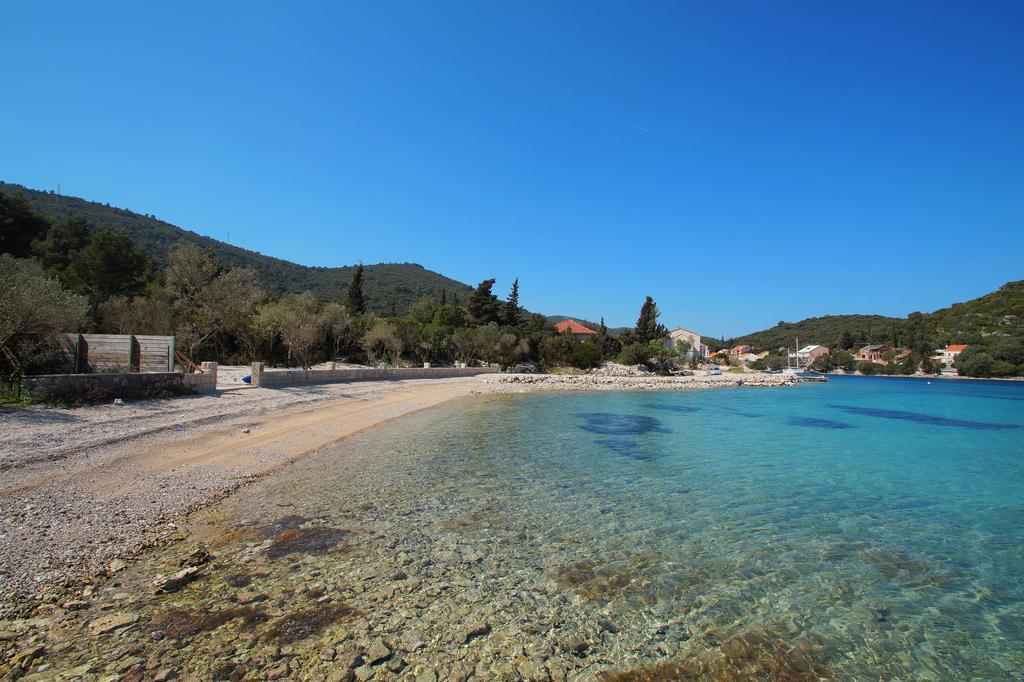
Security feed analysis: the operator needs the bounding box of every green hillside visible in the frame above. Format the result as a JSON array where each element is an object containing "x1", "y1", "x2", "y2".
[
  {"x1": 729, "y1": 282, "x2": 1023, "y2": 353},
  {"x1": 923, "y1": 280, "x2": 1024, "y2": 344},
  {"x1": 731, "y1": 314, "x2": 902, "y2": 351},
  {"x1": 2, "y1": 182, "x2": 473, "y2": 313}
]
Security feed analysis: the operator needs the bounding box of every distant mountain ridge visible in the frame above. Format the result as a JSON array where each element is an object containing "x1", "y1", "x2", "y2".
[{"x1": 2, "y1": 182, "x2": 474, "y2": 314}]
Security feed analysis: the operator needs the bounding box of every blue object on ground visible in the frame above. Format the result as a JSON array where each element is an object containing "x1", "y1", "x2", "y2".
[{"x1": 242, "y1": 375, "x2": 251, "y2": 384}]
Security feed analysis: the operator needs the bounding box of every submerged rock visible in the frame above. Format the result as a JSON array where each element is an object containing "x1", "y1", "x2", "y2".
[
  {"x1": 88, "y1": 612, "x2": 138, "y2": 635},
  {"x1": 152, "y1": 565, "x2": 202, "y2": 593}
]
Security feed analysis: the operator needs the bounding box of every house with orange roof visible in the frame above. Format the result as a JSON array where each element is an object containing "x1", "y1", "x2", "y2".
[
  {"x1": 940, "y1": 343, "x2": 968, "y2": 367},
  {"x1": 728, "y1": 344, "x2": 752, "y2": 357},
  {"x1": 554, "y1": 319, "x2": 597, "y2": 340}
]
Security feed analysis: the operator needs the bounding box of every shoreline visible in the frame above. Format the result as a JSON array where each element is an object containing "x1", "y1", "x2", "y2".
[
  {"x1": 829, "y1": 371, "x2": 1024, "y2": 383},
  {"x1": 0, "y1": 372, "x2": 804, "y2": 618},
  {"x1": 0, "y1": 378, "x2": 488, "y2": 616}
]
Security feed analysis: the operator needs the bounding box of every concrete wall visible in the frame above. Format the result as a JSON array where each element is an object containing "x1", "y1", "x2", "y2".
[
  {"x1": 249, "y1": 363, "x2": 497, "y2": 388},
  {"x1": 182, "y1": 362, "x2": 218, "y2": 393}
]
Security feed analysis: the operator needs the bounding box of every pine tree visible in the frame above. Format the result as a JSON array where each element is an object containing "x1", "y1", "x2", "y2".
[
  {"x1": 503, "y1": 278, "x2": 520, "y2": 326},
  {"x1": 634, "y1": 296, "x2": 664, "y2": 343},
  {"x1": 440, "y1": 289, "x2": 447, "y2": 306},
  {"x1": 468, "y1": 279, "x2": 500, "y2": 324},
  {"x1": 346, "y1": 264, "x2": 366, "y2": 315}
]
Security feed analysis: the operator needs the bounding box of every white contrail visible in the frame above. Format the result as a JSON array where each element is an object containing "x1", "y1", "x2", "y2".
[{"x1": 628, "y1": 120, "x2": 652, "y2": 133}]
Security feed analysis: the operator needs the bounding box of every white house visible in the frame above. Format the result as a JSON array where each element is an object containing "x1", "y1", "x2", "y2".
[
  {"x1": 666, "y1": 327, "x2": 706, "y2": 360},
  {"x1": 939, "y1": 344, "x2": 968, "y2": 367}
]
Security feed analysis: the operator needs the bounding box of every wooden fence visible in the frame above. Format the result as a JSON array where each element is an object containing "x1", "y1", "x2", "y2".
[{"x1": 59, "y1": 334, "x2": 175, "y2": 373}]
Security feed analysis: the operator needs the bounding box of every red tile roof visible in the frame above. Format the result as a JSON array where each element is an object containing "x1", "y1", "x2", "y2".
[
  {"x1": 555, "y1": 320, "x2": 596, "y2": 335},
  {"x1": 944, "y1": 344, "x2": 968, "y2": 353}
]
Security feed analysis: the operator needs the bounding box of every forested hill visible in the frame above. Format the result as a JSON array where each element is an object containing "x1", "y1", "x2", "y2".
[
  {"x1": 730, "y1": 314, "x2": 902, "y2": 351},
  {"x1": 2, "y1": 182, "x2": 474, "y2": 313},
  {"x1": 729, "y1": 281, "x2": 1024, "y2": 351}
]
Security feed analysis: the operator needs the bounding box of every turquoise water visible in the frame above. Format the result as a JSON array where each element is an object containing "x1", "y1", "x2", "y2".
[
  {"x1": 402, "y1": 376, "x2": 1024, "y2": 678},
  {"x1": 72, "y1": 376, "x2": 1020, "y2": 679}
]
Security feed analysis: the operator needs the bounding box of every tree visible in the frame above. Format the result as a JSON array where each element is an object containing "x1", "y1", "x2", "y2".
[
  {"x1": 97, "y1": 288, "x2": 176, "y2": 335},
  {"x1": 0, "y1": 190, "x2": 51, "y2": 258},
  {"x1": 66, "y1": 228, "x2": 153, "y2": 305},
  {"x1": 0, "y1": 255, "x2": 88, "y2": 382},
  {"x1": 634, "y1": 296, "x2": 666, "y2": 344},
  {"x1": 809, "y1": 354, "x2": 836, "y2": 373},
  {"x1": 452, "y1": 328, "x2": 477, "y2": 364},
  {"x1": 593, "y1": 317, "x2": 614, "y2": 360},
  {"x1": 262, "y1": 293, "x2": 330, "y2": 369},
  {"x1": 164, "y1": 242, "x2": 264, "y2": 361},
  {"x1": 362, "y1": 320, "x2": 403, "y2": 366},
  {"x1": 920, "y1": 355, "x2": 941, "y2": 375},
  {"x1": 346, "y1": 264, "x2": 366, "y2": 315},
  {"x1": 468, "y1": 279, "x2": 501, "y2": 325},
  {"x1": 32, "y1": 215, "x2": 91, "y2": 272},
  {"x1": 955, "y1": 351, "x2": 994, "y2": 377},
  {"x1": 503, "y1": 278, "x2": 521, "y2": 326},
  {"x1": 323, "y1": 302, "x2": 359, "y2": 359},
  {"x1": 617, "y1": 341, "x2": 656, "y2": 367}
]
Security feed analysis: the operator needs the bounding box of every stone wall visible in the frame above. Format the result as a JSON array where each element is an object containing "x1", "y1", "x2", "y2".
[
  {"x1": 23, "y1": 372, "x2": 188, "y2": 401},
  {"x1": 249, "y1": 363, "x2": 497, "y2": 388},
  {"x1": 182, "y1": 362, "x2": 218, "y2": 393}
]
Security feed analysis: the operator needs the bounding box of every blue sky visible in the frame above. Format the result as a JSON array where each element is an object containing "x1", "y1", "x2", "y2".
[{"x1": 2, "y1": 2, "x2": 1022, "y2": 337}]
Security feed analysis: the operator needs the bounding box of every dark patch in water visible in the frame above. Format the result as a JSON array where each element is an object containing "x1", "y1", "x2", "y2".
[
  {"x1": 731, "y1": 410, "x2": 762, "y2": 418},
  {"x1": 150, "y1": 606, "x2": 268, "y2": 641},
  {"x1": 577, "y1": 412, "x2": 670, "y2": 436},
  {"x1": 861, "y1": 546, "x2": 953, "y2": 587},
  {"x1": 643, "y1": 403, "x2": 700, "y2": 414},
  {"x1": 267, "y1": 514, "x2": 311, "y2": 530},
  {"x1": 213, "y1": 515, "x2": 315, "y2": 549},
  {"x1": 265, "y1": 526, "x2": 350, "y2": 559},
  {"x1": 555, "y1": 554, "x2": 664, "y2": 603},
  {"x1": 829, "y1": 404, "x2": 1019, "y2": 430},
  {"x1": 264, "y1": 602, "x2": 361, "y2": 643},
  {"x1": 788, "y1": 416, "x2": 855, "y2": 430},
  {"x1": 438, "y1": 500, "x2": 500, "y2": 533},
  {"x1": 598, "y1": 626, "x2": 829, "y2": 680},
  {"x1": 593, "y1": 438, "x2": 652, "y2": 461}
]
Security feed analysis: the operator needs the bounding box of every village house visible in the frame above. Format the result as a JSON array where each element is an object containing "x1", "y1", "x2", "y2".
[
  {"x1": 940, "y1": 344, "x2": 968, "y2": 367},
  {"x1": 855, "y1": 344, "x2": 889, "y2": 363},
  {"x1": 554, "y1": 319, "x2": 597, "y2": 341},
  {"x1": 728, "y1": 344, "x2": 752, "y2": 357},
  {"x1": 790, "y1": 344, "x2": 830, "y2": 365},
  {"x1": 666, "y1": 327, "x2": 706, "y2": 360}
]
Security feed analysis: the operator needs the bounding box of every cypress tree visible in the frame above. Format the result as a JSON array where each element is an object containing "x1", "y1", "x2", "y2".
[
  {"x1": 503, "y1": 277, "x2": 520, "y2": 326},
  {"x1": 634, "y1": 296, "x2": 662, "y2": 343},
  {"x1": 347, "y1": 263, "x2": 366, "y2": 315}
]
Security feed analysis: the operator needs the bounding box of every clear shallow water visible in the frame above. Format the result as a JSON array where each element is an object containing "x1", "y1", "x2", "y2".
[
  {"x1": 45, "y1": 376, "x2": 1024, "y2": 680},
  {"x1": 403, "y1": 376, "x2": 1024, "y2": 678}
]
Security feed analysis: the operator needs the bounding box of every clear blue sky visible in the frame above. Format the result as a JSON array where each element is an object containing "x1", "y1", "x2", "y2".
[{"x1": 2, "y1": 2, "x2": 1022, "y2": 337}]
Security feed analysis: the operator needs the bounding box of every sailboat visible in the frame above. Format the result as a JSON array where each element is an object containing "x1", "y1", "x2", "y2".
[{"x1": 782, "y1": 337, "x2": 811, "y2": 376}]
